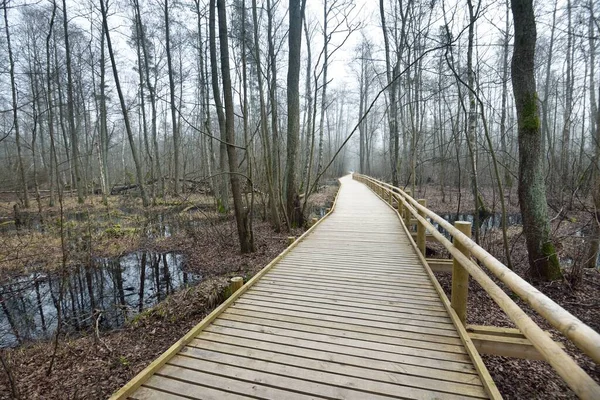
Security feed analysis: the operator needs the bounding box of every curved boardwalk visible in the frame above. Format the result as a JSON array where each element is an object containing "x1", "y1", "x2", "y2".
[{"x1": 121, "y1": 175, "x2": 489, "y2": 400}]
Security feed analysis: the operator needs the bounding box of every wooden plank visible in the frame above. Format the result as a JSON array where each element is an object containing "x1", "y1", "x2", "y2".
[
  {"x1": 247, "y1": 286, "x2": 449, "y2": 316},
  {"x1": 156, "y1": 364, "x2": 316, "y2": 399},
  {"x1": 273, "y1": 264, "x2": 433, "y2": 282},
  {"x1": 466, "y1": 325, "x2": 524, "y2": 338},
  {"x1": 250, "y1": 278, "x2": 436, "y2": 299},
  {"x1": 275, "y1": 261, "x2": 430, "y2": 276},
  {"x1": 128, "y1": 386, "x2": 188, "y2": 400},
  {"x1": 190, "y1": 335, "x2": 480, "y2": 384},
  {"x1": 212, "y1": 317, "x2": 469, "y2": 362},
  {"x1": 232, "y1": 297, "x2": 458, "y2": 332},
  {"x1": 167, "y1": 355, "x2": 404, "y2": 400},
  {"x1": 223, "y1": 307, "x2": 465, "y2": 347},
  {"x1": 427, "y1": 258, "x2": 454, "y2": 273},
  {"x1": 140, "y1": 375, "x2": 253, "y2": 400},
  {"x1": 469, "y1": 333, "x2": 546, "y2": 360},
  {"x1": 261, "y1": 274, "x2": 441, "y2": 297},
  {"x1": 220, "y1": 309, "x2": 467, "y2": 354},
  {"x1": 202, "y1": 325, "x2": 473, "y2": 373},
  {"x1": 182, "y1": 340, "x2": 483, "y2": 397},
  {"x1": 257, "y1": 278, "x2": 444, "y2": 305},
  {"x1": 253, "y1": 280, "x2": 447, "y2": 308},
  {"x1": 270, "y1": 266, "x2": 433, "y2": 284},
  {"x1": 241, "y1": 291, "x2": 452, "y2": 323},
  {"x1": 177, "y1": 346, "x2": 487, "y2": 399}
]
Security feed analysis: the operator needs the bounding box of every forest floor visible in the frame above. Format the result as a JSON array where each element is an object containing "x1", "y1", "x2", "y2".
[
  {"x1": 420, "y1": 184, "x2": 600, "y2": 399},
  {"x1": 0, "y1": 184, "x2": 338, "y2": 399}
]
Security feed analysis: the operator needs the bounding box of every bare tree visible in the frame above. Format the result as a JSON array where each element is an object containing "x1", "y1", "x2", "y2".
[
  {"x1": 99, "y1": 0, "x2": 149, "y2": 207},
  {"x1": 3, "y1": 0, "x2": 29, "y2": 208},
  {"x1": 216, "y1": 0, "x2": 254, "y2": 252},
  {"x1": 285, "y1": 0, "x2": 306, "y2": 227},
  {"x1": 62, "y1": 0, "x2": 84, "y2": 203}
]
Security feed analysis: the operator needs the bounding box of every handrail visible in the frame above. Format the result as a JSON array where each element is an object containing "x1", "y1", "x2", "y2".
[{"x1": 354, "y1": 173, "x2": 600, "y2": 400}]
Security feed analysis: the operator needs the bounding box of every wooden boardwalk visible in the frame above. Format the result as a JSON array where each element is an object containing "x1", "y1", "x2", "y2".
[{"x1": 117, "y1": 175, "x2": 492, "y2": 400}]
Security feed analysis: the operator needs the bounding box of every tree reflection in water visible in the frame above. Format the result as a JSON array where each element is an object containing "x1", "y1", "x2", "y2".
[{"x1": 0, "y1": 251, "x2": 200, "y2": 347}]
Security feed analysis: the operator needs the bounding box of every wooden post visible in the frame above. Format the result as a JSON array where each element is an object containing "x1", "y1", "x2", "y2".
[
  {"x1": 397, "y1": 191, "x2": 403, "y2": 216},
  {"x1": 403, "y1": 189, "x2": 412, "y2": 228},
  {"x1": 417, "y1": 199, "x2": 427, "y2": 255},
  {"x1": 451, "y1": 221, "x2": 471, "y2": 325},
  {"x1": 287, "y1": 236, "x2": 296, "y2": 246},
  {"x1": 229, "y1": 276, "x2": 243, "y2": 294}
]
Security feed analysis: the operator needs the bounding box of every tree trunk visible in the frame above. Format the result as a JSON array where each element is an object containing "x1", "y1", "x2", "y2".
[
  {"x1": 62, "y1": 0, "x2": 84, "y2": 204},
  {"x1": 100, "y1": 0, "x2": 149, "y2": 207},
  {"x1": 379, "y1": 0, "x2": 399, "y2": 186},
  {"x1": 252, "y1": 0, "x2": 281, "y2": 231},
  {"x1": 285, "y1": 0, "x2": 306, "y2": 227},
  {"x1": 267, "y1": 0, "x2": 281, "y2": 214},
  {"x1": 315, "y1": 0, "x2": 329, "y2": 190},
  {"x1": 301, "y1": 18, "x2": 313, "y2": 192},
  {"x1": 216, "y1": 0, "x2": 254, "y2": 253},
  {"x1": 135, "y1": 18, "x2": 154, "y2": 204},
  {"x1": 510, "y1": 0, "x2": 562, "y2": 280},
  {"x1": 209, "y1": 0, "x2": 230, "y2": 212},
  {"x1": 99, "y1": 21, "x2": 110, "y2": 203},
  {"x1": 3, "y1": 0, "x2": 29, "y2": 208},
  {"x1": 45, "y1": 1, "x2": 58, "y2": 207},
  {"x1": 164, "y1": 0, "x2": 180, "y2": 195},
  {"x1": 466, "y1": 0, "x2": 482, "y2": 243},
  {"x1": 541, "y1": 0, "x2": 557, "y2": 176},
  {"x1": 586, "y1": 0, "x2": 599, "y2": 269},
  {"x1": 133, "y1": 0, "x2": 162, "y2": 199},
  {"x1": 500, "y1": 0, "x2": 512, "y2": 188},
  {"x1": 561, "y1": 0, "x2": 574, "y2": 191}
]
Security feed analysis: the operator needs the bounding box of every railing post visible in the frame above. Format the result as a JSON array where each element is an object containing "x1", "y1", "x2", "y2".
[
  {"x1": 417, "y1": 199, "x2": 427, "y2": 255},
  {"x1": 403, "y1": 189, "x2": 412, "y2": 228},
  {"x1": 229, "y1": 276, "x2": 244, "y2": 294},
  {"x1": 451, "y1": 221, "x2": 471, "y2": 325},
  {"x1": 396, "y1": 190, "x2": 403, "y2": 216}
]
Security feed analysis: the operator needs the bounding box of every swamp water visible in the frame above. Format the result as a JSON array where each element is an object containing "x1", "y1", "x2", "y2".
[
  {"x1": 0, "y1": 210, "x2": 206, "y2": 347},
  {"x1": 0, "y1": 251, "x2": 200, "y2": 347}
]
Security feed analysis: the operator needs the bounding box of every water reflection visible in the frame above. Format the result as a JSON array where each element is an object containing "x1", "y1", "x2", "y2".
[{"x1": 0, "y1": 251, "x2": 200, "y2": 347}]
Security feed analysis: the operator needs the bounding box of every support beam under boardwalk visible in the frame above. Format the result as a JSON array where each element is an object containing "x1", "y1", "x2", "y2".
[{"x1": 112, "y1": 175, "x2": 499, "y2": 400}]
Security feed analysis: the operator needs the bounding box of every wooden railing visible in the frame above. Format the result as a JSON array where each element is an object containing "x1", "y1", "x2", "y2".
[{"x1": 353, "y1": 173, "x2": 600, "y2": 400}]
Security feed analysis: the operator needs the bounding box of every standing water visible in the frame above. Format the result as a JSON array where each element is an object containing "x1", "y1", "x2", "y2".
[{"x1": 0, "y1": 251, "x2": 200, "y2": 347}]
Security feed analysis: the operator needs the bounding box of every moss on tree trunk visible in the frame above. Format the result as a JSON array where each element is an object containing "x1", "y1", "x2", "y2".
[{"x1": 511, "y1": 0, "x2": 562, "y2": 281}]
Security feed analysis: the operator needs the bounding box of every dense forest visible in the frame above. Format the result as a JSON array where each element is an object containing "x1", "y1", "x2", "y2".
[
  {"x1": 1, "y1": 0, "x2": 598, "y2": 266},
  {"x1": 0, "y1": 0, "x2": 599, "y2": 397}
]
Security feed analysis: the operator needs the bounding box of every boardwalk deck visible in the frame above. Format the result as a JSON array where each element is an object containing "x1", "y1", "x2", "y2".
[{"x1": 119, "y1": 175, "x2": 492, "y2": 400}]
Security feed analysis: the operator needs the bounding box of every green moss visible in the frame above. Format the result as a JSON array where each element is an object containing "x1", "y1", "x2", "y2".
[
  {"x1": 103, "y1": 224, "x2": 136, "y2": 238},
  {"x1": 522, "y1": 93, "x2": 541, "y2": 131},
  {"x1": 541, "y1": 241, "x2": 563, "y2": 281},
  {"x1": 217, "y1": 199, "x2": 227, "y2": 214}
]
